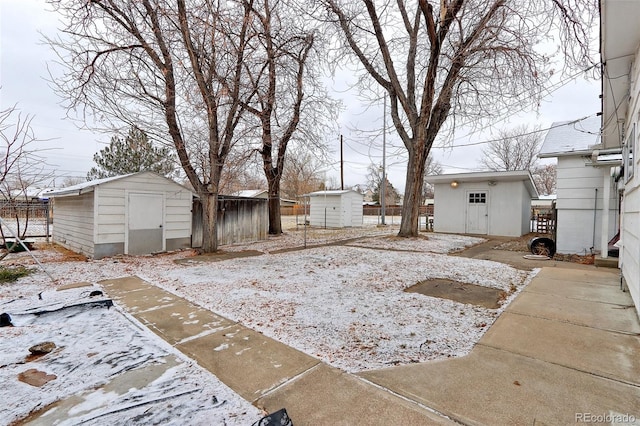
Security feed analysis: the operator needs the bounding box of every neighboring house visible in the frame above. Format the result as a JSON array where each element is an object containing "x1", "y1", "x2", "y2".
[
  {"x1": 539, "y1": 116, "x2": 619, "y2": 255},
  {"x1": 48, "y1": 172, "x2": 194, "y2": 259},
  {"x1": 306, "y1": 190, "x2": 364, "y2": 228},
  {"x1": 426, "y1": 171, "x2": 538, "y2": 237},
  {"x1": 601, "y1": 0, "x2": 640, "y2": 316},
  {"x1": 363, "y1": 189, "x2": 375, "y2": 203}
]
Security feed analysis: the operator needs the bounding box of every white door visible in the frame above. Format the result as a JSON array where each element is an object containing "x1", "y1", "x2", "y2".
[
  {"x1": 127, "y1": 193, "x2": 164, "y2": 255},
  {"x1": 466, "y1": 191, "x2": 488, "y2": 234}
]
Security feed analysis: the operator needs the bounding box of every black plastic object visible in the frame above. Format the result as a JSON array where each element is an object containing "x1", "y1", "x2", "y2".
[
  {"x1": 252, "y1": 408, "x2": 293, "y2": 426},
  {"x1": 528, "y1": 237, "x2": 556, "y2": 257},
  {"x1": 0, "y1": 312, "x2": 12, "y2": 327}
]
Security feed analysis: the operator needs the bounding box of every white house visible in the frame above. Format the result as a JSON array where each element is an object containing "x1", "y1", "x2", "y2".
[
  {"x1": 601, "y1": 0, "x2": 640, "y2": 316},
  {"x1": 426, "y1": 171, "x2": 538, "y2": 237},
  {"x1": 306, "y1": 190, "x2": 363, "y2": 228},
  {"x1": 539, "y1": 116, "x2": 619, "y2": 255},
  {"x1": 48, "y1": 172, "x2": 194, "y2": 259}
]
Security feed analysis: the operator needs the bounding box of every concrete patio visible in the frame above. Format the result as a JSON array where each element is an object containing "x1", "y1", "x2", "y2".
[{"x1": 42, "y1": 258, "x2": 639, "y2": 424}]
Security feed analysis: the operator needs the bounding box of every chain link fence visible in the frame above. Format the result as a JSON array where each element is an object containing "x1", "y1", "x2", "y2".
[{"x1": 0, "y1": 200, "x2": 51, "y2": 241}]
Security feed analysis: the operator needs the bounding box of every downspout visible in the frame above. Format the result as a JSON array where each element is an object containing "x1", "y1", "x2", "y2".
[
  {"x1": 600, "y1": 170, "x2": 612, "y2": 259},
  {"x1": 592, "y1": 188, "x2": 598, "y2": 252}
]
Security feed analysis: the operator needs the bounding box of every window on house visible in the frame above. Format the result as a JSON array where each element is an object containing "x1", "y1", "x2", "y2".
[{"x1": 625, "y1": 124, "x2": 635, "y2": 183}]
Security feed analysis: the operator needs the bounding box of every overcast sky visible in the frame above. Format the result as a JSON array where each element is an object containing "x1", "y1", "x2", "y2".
[{"x1": 1, "y1": 0, "x2": 601, "y2": 191}]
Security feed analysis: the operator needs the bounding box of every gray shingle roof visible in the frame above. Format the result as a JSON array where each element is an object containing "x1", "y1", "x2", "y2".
[{"x1": 539, "y1": 116, "x2": 601, "y2": 157}]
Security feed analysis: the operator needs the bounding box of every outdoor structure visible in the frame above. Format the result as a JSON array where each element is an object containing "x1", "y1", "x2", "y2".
[
  {"x1": 306, "y1": 190, "x2": 363, "y2": 228},
  {"x1": 426, "y1": 171, "x2": 538, "y2": 237},
  {"x1": 191, "y1": 195, "x2": 268, "y2": 247},
  {"x1": 539, "y1": 116, "x2": 619, "y2": 255},
  {"x1": 48, "y1": 172, "x2": 194, "y2": 259},
  {"x1": 601, "y1": 0, "x2": 640, "y2": 316},
  {"x1": 232, "y1": 189, "x2": 297, "y2": 207}
]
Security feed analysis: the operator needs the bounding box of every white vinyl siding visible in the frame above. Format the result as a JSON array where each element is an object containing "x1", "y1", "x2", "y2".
[
  {"x1": 94, "y1": 188, "x2": 126, "y2": 244},
  {"x1": 620, "y1": 44, "x2": 640, "y2": 316},
  {"x1": 52, "y1": 192, "x2": 95, "y2": 257},
  {"x1": 432, "y1": 178, "x2": 532, "y2": 237},
  {"x1": 92, "y1": 173, "x2": 192, "y2": 246},
  {"x1": 621, "y1": 187, "x2": 640, "y2": 312},
  {"x1": 164, "y1": 192, "x2": 193, "y2": 239},
  {"x1": 554, "y1": 156, "x2": 618, "y2": 254},
  {"x1": 50, "y1": 172, "x2": 193, "y2": 259},
  {"x1": 308, "y1": 191, "x2": 363, "y2": 228}
]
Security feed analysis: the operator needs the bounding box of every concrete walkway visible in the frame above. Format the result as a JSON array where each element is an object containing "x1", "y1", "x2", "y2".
[
  {"x1": 97, "y1": 264, "x2": 640, "y2": 425},
  {"x1": 99, "y1": 276, "x2": 451, "y2": 425},
  {"x1": 360, "y1": 267, "x2": 640, "y2": 425}
]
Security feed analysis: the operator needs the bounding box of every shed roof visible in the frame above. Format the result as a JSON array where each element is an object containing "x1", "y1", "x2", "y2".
[
  {"x1": 426, "y1": 170, "x2": 539, "y2": 198},
  {"x1": 538, "y1": 116, "x2": 601, "y2": 158},
  {"x1": 47, "y1": 172, "x2": 193, "y2": 197},
  {"x1": 306, "y1": 190, "x2": 362, "y2": 197},
  {"x1": 233, "y1": 189, "x2": 267, "y2": 198}
]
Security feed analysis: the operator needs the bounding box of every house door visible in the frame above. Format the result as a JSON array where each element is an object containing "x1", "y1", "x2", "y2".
[
  {"x1": 127, "y1": 193, "x2": 164, "y2": 255},
  {"x1": 466, "y1": 191, "x2": 488, "y2": 234}
]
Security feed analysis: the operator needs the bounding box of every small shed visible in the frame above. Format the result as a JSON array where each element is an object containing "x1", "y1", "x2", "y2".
[
  {"x1": 426, "y1": 171, "x2": 539, "y2": 237},
  {"x1": 306, "y1": 190, "x2": 363, "y2": 228},
  {"x1": 48, "y1": 171, "x2": 194, "y2": 259}
]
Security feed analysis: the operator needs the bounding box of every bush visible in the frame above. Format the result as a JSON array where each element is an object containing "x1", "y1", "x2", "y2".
[{"x1": 0, "y1": 266, "x2": 32, "y2": 283}]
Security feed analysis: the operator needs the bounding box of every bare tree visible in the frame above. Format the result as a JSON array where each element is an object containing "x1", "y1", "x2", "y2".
[
  {"x1": 0, "y1": 104, "x2": 53, "y2": 244},
  {"x1": 532, "y1": 163, "x2": 556, "y2": 195},
  {"x1": 317, "y1": 0, "x2": 596, "y2": 237},
  {"x1": 48, "y1": 0, "x2": 259, "y2": 252},
  {"x1": 218, "y1": 150, "x2": 265, "y2": 195},
  {"x1": 242, "y1": 0, "x2": 334, "y2": 234},
  {"x1": 280, "y1": 148, "x2": 326, "y2": 200},
  {"x1": 481, "y1": 124, "x2": 542, "y2": 171},
  {"x1": 60, "y1": 176, "x2": 85, "y2": 187}
]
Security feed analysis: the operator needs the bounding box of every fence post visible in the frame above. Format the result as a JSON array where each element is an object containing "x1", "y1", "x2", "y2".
[{"x1": 46, "y1": 201, "x2": 50, "y2": 243}]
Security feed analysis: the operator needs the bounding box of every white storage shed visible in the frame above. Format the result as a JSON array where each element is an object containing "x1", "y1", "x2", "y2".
[
  {"x1": 306, "y1": 190, "x2": 363, "y2": 228},
  {"x1": 48, "y1": 171, "x2": 194, "y2": 259},
  {"x1": 426, "y1": 171, "x2": 539, "y2": 237}
]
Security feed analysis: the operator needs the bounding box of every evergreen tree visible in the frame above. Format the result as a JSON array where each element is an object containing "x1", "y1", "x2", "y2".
[{"x1": 87, "y1": 127, "x2": 177, "y2": 180}]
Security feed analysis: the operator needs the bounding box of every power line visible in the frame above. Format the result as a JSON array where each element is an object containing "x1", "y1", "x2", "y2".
[
  {"x1": 432, "y1": 114, "x2": 598, "y2": 149},
  {"x1": 432, "y1": 66, "x2": 598, "y2": 149}
]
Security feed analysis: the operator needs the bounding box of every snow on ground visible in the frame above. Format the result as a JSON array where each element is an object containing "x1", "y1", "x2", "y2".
[
  {"x1": 0, "y1": 220, "x2": 536, "y2": 423},
  {"x1": 0, "y1": 286, "x2": 262, "y2": 425}
]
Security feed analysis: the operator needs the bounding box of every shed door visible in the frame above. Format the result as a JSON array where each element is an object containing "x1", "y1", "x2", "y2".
[
  {"x1": 466, "y1": 191, "x2": 488, "y2": 234},
  {"x1": 127, "y1": 193, "x2": 164, "y2": 255},
  {"x1": 342, "y1": 196, "x2": 352, "y2": 227}
]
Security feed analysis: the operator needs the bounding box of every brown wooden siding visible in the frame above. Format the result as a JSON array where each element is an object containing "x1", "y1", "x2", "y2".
[{"x1": 192, "y1": 196, "x2": 268, "y2": 247}]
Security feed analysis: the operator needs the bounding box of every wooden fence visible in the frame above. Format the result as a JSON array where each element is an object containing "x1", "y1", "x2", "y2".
[{"x1": 192, "y1": 196, "x2": 268, "y2": 247}]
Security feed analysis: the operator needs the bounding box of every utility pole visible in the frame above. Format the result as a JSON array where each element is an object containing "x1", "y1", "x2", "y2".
[
  {"x1": 381, "y1": 95, "x2": 386, "y2": 225},
  {"x1": 340, "y1": 134, "x2": 344, "y2": 190}
]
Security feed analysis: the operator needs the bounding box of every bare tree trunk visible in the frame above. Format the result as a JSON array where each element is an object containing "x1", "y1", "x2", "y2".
[
  {"x1": 267, "y1": 177, "x2": 282, "y2": 235},
  {"x1": 399, "y1": 142, "x2": 427, "y2": 237},
  {"x1": 200, "y1": 192, "x2": 218, "y2": 252}
]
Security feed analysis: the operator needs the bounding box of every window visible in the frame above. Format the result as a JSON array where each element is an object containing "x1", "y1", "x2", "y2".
[
  {"x1": 468, "y1": 192, "x2": 486, "y2": 204},
  {"x1": 624, "y1": 124, "x2": 635, "y2": 183}
]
